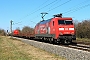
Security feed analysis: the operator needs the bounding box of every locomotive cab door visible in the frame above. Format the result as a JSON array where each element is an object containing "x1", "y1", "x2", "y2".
[{"x1": 46, "y1": 23, "x2": 50, "y2": 34}]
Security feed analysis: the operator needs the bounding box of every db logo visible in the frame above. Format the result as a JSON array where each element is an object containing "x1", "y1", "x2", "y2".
[{"x1": 65, "y1": 28, "x2": 68, "y2": 30}]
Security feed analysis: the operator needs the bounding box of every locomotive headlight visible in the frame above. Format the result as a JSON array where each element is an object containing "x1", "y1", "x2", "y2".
[
  {"x1": 60, "y1": 32, "x2": 63, "y2": 35},
  {"x1": 71, "y1": 32, "x2": 74, "y2": 35},
  {"x1": 59, "y1": 28, "x2": 64, "y2": 30},
  {"x1": 69, "y1": 28, "x2": 74, "y2": 30}
]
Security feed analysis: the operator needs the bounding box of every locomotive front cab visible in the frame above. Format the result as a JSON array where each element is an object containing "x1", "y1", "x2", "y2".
[
  {"x1": 57, "y1": 18, "x2": 76, "y2": 44},
  {"x1": 13, "y1": 30, "x2": 19, "y2": 37}
]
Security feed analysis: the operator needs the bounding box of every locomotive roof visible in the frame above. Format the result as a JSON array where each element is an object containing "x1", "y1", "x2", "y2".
[
  {"x1": 36, "y1": 18, "x2": 52, "y2": 26},
  {"x1": 35, "y1": 17, "x2": 72, "y2": 26},
  {"x1": 38, "y1": 19, "x2": 52, "y2": 25}
]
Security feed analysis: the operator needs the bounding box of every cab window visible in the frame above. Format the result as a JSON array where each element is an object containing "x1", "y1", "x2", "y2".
[
  {"x1": 53, "y1": 21, "x2": 54, "y2": 26},
  {"x1": 58, "y1": 20, "x2": 73, "y2": 25}
]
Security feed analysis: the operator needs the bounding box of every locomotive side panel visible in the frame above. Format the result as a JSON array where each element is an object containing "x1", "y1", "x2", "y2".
[
  {"x1": 49, "y1": 18, "x2": 57, "y2": 39},
  {"x1": 35, "y1": 19, "x2": 56, "y2": 39}
]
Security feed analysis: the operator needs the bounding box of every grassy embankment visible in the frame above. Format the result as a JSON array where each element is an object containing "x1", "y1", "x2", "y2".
[
  {"x1": 76, "y1": 38, "x2": 90, "y2": 44},
  {"x1": 0, "y1": 36, "x2": 65, "y2": 60}
]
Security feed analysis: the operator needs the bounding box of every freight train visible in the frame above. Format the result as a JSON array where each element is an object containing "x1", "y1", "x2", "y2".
[{"x1": 13, "y1": 14, "x2": 76, "y2": 44}]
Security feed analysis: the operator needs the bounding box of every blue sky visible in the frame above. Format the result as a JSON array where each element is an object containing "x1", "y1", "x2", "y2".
[{"x1": 0, "y1": 0, "x2": 90, "y2": 31}]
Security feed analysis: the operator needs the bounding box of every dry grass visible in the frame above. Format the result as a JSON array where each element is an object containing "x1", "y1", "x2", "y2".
[
  {"x1": 0, "y1": 36, "x2": 66, "y2": 60},
  {"x1": 76, "y1": 38, "x2": 90, "y2": 44}
]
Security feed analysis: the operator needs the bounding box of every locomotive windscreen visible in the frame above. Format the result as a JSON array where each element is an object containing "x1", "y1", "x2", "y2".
[{"x1": 58, "y1": 20, "x2": 73, "y2": 25}]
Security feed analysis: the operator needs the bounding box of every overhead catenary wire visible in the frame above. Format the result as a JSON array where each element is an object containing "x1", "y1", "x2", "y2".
[
  {"x1": 63, "y1": 0, "x2": 90, "y2": 14},
  {"x1": 15, "y1": 0, "x2": 90, "y2": 29},
  {"x1": 26, "y1": 0, "x2": 74, "y2": 26},
  {"x1": 18, "y1": 0, "x2": 60, "y2": 26},
  {"x1": 47, "y1": 0, "x2": 72, "y2": 12},
  {"x1": 28, "y1": 0, "x2": 58, "y2": 15},
  {"x1": 19, "y1": 0, "x2": 49, "y2": 21},
  {"x1": 20, "y1": 0, "x2": 59, "y2": 21},
  {"x1": 22, "y1": 0, "x2": 90, "y2": 22},
  {"x1": 47, "y1": 0, "x2": 61, "y2": 10},
  {"x1": 16, "y1": 0, "x2": 50, "y2": 26},
  {"x1": 64, "y1": 4, "x2": 90, "y2": 15},
  {"x1": 31, "y1": 0, "x2": 72, "y2": 20},
  {"x1": 29, "y1": 0, "x2": 72, "y2": 22},
  {"x1": 26, "y1": 0, "x2": 49, "y2": 16},
  {"x1": 31, "y1": 0, "x2": 90, "y2": 21}
]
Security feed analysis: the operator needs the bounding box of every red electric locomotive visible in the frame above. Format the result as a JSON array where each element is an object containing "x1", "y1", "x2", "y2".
[
  {"x1": 13, "y1": 30, "x2": 19, "y2": 37},
  {"x1": 13, "y1": 29, "x2": 35, "y2": 38},
  {"x1": 35, "y1": 14, "x2": 76, "y2": 44}
]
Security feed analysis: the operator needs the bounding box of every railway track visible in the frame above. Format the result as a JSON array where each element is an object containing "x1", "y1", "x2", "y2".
[
  {"x1": 55, "y1": 42, "x2": 90, "y2": 52},
  {"x1": 36, "y1": 39, "x2": 90, "y2": 52},
  {"x1": 66, "y1": 44, "x2": 90, "y2": 52},
  {"x1": 12, "y1": 36, "x2": 90, "y2": 52},
  {"x1": 37, "y1": 40, "x2": 90, "y2": 52}
]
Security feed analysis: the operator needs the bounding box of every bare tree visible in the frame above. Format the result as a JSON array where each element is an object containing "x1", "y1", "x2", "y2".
[
  {"x1": 0, "y1": 29, "x2": 6, "y2": 36},
  {"x1": 76, "y1": 20, "x2": 90, "y2": 38},
  {"x1": 22, "y1": 26, "x2": 34, "y2": 34}
]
